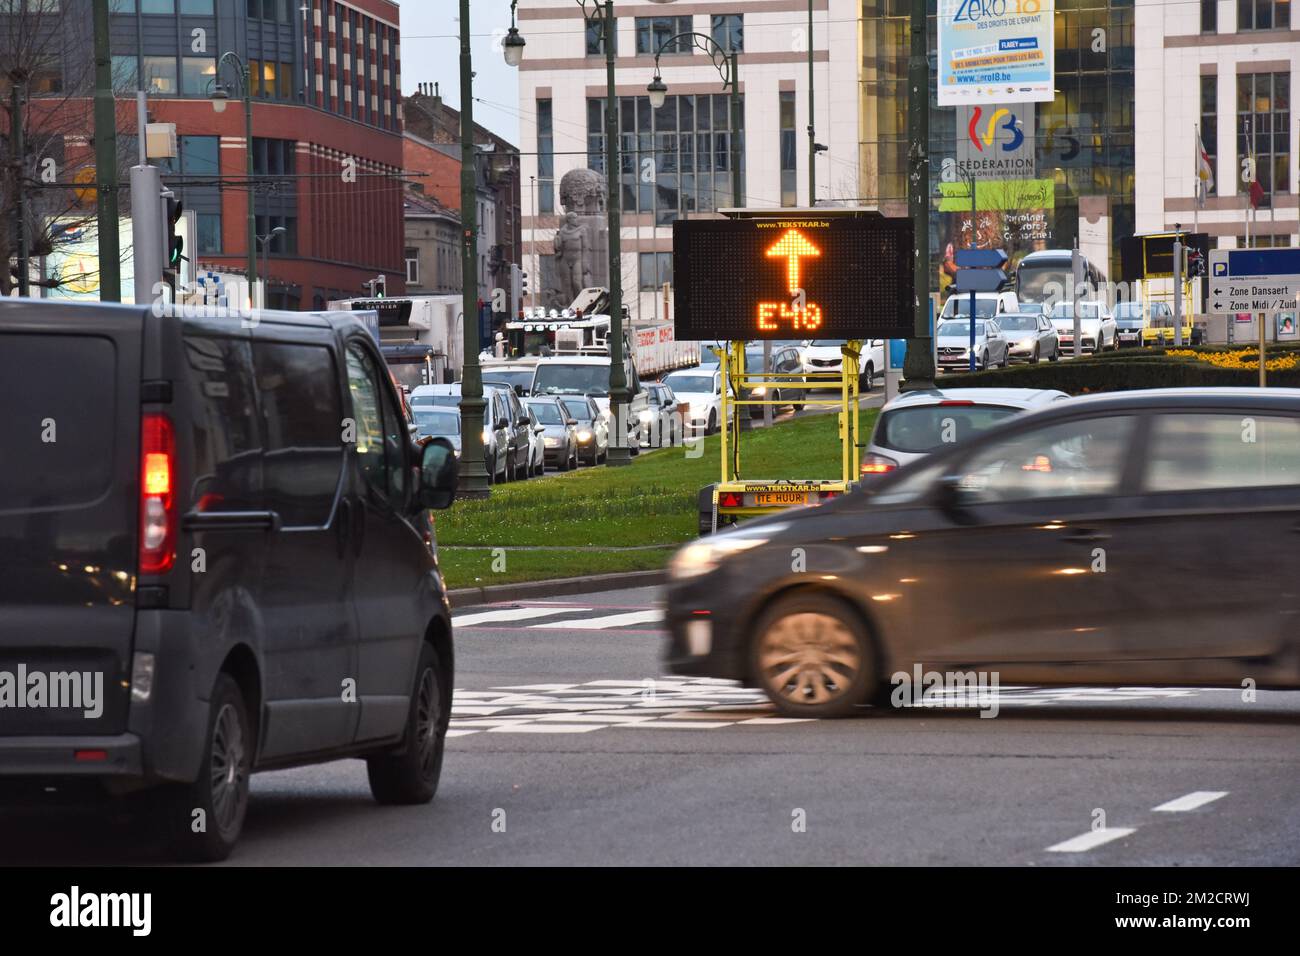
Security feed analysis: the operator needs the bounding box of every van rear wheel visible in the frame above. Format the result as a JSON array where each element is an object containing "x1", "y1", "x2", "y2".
[
  {"x1": 155, "y1": 673, "x2": 251, "y2": 862},
  {"x1": 367, "y1": 643, "x2": 445, "y2": 805}
]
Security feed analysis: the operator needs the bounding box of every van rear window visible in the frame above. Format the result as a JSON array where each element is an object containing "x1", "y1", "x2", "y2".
[{"x1": 0, "y1": 334, "x2": 115, "y2": 512}]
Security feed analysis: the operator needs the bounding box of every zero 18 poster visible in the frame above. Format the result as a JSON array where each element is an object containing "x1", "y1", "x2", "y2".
[{"x1": 937, "y1": 0, "x2": 1055, "y2": 106}]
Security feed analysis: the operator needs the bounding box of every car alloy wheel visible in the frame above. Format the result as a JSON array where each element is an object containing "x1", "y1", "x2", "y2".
[
  {"x1": 209, "y1": 701, "x2": 248, "y2": 836},
  {"x1": 752, "y1": 599, "x2": 873, "y2": 717}
]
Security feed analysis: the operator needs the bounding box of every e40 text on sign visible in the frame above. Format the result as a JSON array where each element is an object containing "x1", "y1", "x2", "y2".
[{"x1": 671, "y1": 214, "x2": 915, "y2": 341}]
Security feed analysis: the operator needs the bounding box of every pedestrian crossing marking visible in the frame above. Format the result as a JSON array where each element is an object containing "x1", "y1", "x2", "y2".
[{"x1": 453, "y1": 606, "x2": 592, "y2": 627}]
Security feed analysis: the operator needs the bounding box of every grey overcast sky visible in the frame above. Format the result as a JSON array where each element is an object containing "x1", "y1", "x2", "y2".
[{"x1": 400, "y1": 1, "x2": 527, "y2": 146}]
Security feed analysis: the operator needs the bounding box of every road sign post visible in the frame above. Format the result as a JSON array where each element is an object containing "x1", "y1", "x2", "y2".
[{"x1": 951, "y1": 248, "x2": 1008, "y2": 372}]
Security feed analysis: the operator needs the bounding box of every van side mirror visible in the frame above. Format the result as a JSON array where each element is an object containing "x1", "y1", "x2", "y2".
[
  {"x1": 417, "y1": 438, "x2": 458, "y2": 510},
  {"x1": 932, "y1": 473, "x2": 978, "y2": 524}
]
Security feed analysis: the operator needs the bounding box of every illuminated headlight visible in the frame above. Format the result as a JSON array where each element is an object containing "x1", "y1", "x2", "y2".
[
  {"x1": 576, "y1": 428, "x2": 593, "y2": 442},
  {"x1": 544, "y1": 436, "x2": 560, "y2": 448},
  {"x1": 668, "y1": 523, "x2": 788, "y2": 581},
  {"x1": 453, "y1": 449, "x2": 461, "y2": 458},
  {"x1": 1017, "y1": 338, "x2": 1035, "y2": 348},
  {"x1": 481, "y1": 427, "x2": 493, "y2": 444},
  {"x1": 638, "y1": 409, "x2": 654, "y2": 424},
  {"x1": 751, "y1": 386, "x2": 767, "y2": 397}
]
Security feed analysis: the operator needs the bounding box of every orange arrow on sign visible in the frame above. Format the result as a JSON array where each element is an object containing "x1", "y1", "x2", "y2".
[{"x1": 765, "y1": 229, "x2": 821, "y2": 294}]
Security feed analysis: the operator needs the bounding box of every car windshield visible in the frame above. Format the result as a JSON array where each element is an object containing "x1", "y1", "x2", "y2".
[
  {"x1": 1114, "y1": 302, "x2": 1145, "y2": 320},
  {"x1": 937, "y1": 320, "x2": 986, "y2": 337},
  {"x1": 944, "y1": 299, "x2": 997, "y2": 318},
  {"x1": 483, "y1": 368, "x2": 534, "y2": 393},
  {"x1": 877, "y1": 404, "x2": 1020, "y2": 453},
  {"x1": 805, "y1": 339, "x2": 850, "y2": 347},
  {"x1": 526, "y1": 400, "x2": 565, "y2": 424},
  {"x1": 532, "y1": 364, "x2": 610, "y2": 396},
  {"x1": 413, "y1": 408, "x2": 460, "y2": 435},
  {"x1": 663, "y1": 373, "x2": 716, "y2": 394},
  {"x1": 561, "y1": 398, "x2": 591, "y2": 419},
  {"x1": 411, "y1": 393, "x2": 459, "y2": 408},
  {"x1": 999, "y1": 315, "x2": 1040, "y2": 331}
]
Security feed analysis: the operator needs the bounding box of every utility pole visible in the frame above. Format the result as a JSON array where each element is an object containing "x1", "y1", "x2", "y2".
[
  {"x1": 603, "y1": 0, "x2": 632, "y2": 466},
  {"x1": 1172, "y1": 227, "x2": 1183, "y2": 347},
  {"x1": 806, "y1": 0, "x2": 815, "y2": 206},
  {"x1": 92, "y1": 0, "x2": 121, "y2": 301},
  {"x1": 458, "y1": 0, "x2": 489, "y2": 496},
  {"x1": 10, "y1": 78, "x2": 28, "y2": 296},
  {"x1": 901, "y1": 0, "x2": 934, "y2": 390}
]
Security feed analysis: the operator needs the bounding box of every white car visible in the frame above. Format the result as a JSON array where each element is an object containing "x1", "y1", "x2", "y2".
[
  {"x1": 860, "y1": 387, "x2": 1071, "y2": 478},
  {"x1": 1050, "y1": 301, "x2": 1117, "y2": 353},
  {"x1": 935, "y1": 317, "x2": 1009, "y2": 371},
  {"x1": 661, "y1": 368, "x2": 723, "y2": 435},
  {"x1": 800, "y1": 338, "x2": 886, "y2": 390}
]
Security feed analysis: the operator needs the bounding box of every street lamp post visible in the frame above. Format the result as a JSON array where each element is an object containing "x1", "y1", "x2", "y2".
[
  {"x1": 458, "y1": 0, "x2": 490, "y2": 495},
  {"x1": 901, "y1": 0, "x2": 935, "y2": 391},
  {"x1": 507, "y1": 0, "x2": 632, "y2": 466},
  {"x1": 257, "y1": 225, "x2": 286, "y2": 296},
  {"x1": 210, "y1": 52, "x2": 257, "y2": 290}
]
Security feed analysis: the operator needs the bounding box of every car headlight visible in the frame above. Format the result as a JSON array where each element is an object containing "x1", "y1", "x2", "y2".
[
  {"x1": 544, "y1": 436, "x2": 560, "y2": 448},
  {"x1": 751, "y1": 386, "x2": 767, "y2": 397},
  {"x1": 481, "y1": 427, "x2": 493, "y2": 444},
  {"x1": 638, "y1": 409, "x2": 654, "y2": 424},
  {"x1": 1017, "y1": 337, "x2": 1035, "y2": 348},
  {"x1": 576, "y1": 428, "x2": 593, "y2": 442},
  {"x1": 669, "y1": 523, "x2": 788, "y2": 581}
]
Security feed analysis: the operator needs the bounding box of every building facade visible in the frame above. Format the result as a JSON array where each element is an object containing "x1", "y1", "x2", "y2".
[
  {"x1": 80, "y1": 0, "x2": 406, "y2": 308},
  {"x1": 515, "y1": 0, "x2": 859, "y2": 323},
  {"x1": 1134, "y1": 0, "x2": 1297, "y2": 249},
  {"x1": 403, "y1": 189, "x2": 461, "y2": 295}
]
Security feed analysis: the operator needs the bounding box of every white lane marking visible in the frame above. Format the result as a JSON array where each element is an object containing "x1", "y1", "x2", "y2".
[
  {"x1": 1153, "y1": 791, "x2": 1229, "y2": 813},
  {"x1": 617, "y1": 720, "x2": 734, "y2": 729},
  {"x1": 454, "y1": 607, "x2": 591, "y2": 627},
  {"x1": 1046, "y1": 828, "x2": 1137, "y2": 853},
  {"x1": 531, "y1": 610, "x2": 663, "y2": 630},
  {"x1": 446, "y1": 729, "x2": 479, "y2": 738},
  {"x1": 486, "y1": 723, "x2": 603, "y2": 734}
]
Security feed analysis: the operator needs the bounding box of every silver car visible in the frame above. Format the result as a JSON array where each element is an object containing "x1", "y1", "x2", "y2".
[
  {"x1": 860, "y1": 387, "x2": 1070, "y2": 478},
  {"x1": 935, "y1": 318, "x2": 1009, "y2": 372},
  {"x1": 998, "y1": 310, "x2": 1060, "y2": 364}
]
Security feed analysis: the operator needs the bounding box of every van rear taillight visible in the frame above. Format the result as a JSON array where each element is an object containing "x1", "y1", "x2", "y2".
[{"x1": 139, "y1": 413, "x2": 176, "y2": 574}]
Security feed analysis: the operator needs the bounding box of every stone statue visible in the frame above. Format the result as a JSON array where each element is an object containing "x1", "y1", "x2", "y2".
[
  {"x1": 547, "y1": 168, "x2": 609, "y2": 310},
  {"x1": 553, "y1": 211, "x2": 591, "y2": 308}
]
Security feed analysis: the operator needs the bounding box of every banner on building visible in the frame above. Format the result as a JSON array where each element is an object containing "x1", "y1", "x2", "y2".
[
  {"x1": 953, "y1": 104, "x2": 1037, "y2": 180},
  {"x1": 938, "y1": 0, "x2": 1055, "y2": 106}
]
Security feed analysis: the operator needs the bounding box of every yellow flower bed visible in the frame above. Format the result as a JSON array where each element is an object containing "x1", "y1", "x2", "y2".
[{"x1": 1165, "y1": 348, "x2": 1300, "y2": 372}]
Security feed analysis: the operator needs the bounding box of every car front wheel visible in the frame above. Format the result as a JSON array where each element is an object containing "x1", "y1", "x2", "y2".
[{"x1": 750, "y1": 593, "x2": 875, "y2": 718}]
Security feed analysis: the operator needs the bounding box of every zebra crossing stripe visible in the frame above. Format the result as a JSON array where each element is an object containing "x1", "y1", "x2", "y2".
[
  {"x1": 453, "y1": 606, "x2": 591, "y2": 627},
  {"x1": 531, "y1": 610, "x2": 662, "y2": 630}
]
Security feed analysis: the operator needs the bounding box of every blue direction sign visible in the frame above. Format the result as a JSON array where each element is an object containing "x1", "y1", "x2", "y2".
[
  {"x1": 954, "y1": 248, "x2": 1009, "y2": 270},
  {"x1": 1208, "y1": 247, "x2": 1300, "y2": 314},
  {"x1": 952, "y1": 268, "x2": 1009, "y2": 293}
]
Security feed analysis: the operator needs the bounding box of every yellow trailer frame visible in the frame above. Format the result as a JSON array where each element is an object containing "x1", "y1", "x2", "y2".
[{"x1": 701, "y1": 340, "x2": 863, "y2": 534}]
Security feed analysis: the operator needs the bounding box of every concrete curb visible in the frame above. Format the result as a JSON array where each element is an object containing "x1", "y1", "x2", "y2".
[{"x1": 447, "y1": 569, "x2": 667, "y2": 609}]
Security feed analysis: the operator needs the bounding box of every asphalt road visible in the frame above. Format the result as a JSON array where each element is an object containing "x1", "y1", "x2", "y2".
[{"x1": 5, "y1": 584, "x2": 1298, "y2": 866}]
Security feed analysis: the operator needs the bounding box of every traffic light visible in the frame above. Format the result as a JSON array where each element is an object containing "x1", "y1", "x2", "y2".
[
  {"x1": 162, "y1": 194, "x2": 183, "y2": 294},
  {"x1": 375, "y1": 274, "x2": 386, "y2": 297}
]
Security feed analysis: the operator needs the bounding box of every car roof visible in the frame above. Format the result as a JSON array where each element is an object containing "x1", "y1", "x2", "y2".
[
  {"x1": 883, "y1": 387, "x2": 1069, "y2": 411},
  {"x1": 532, "y1": 355, "x2": 612, "y2": 366},
  {"x1": 411, "y1": 384, "x2": 460, "y2": 395},
  {"x1": 1032, "y1": 387, "x2": 1300, "y2": 413}
]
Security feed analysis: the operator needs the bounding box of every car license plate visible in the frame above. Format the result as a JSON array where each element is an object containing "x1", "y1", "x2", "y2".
[{"x1": 754, "y1": 492, "x2": 808, "y2": 506}]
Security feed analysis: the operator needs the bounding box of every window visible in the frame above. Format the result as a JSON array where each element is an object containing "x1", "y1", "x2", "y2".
[
  {"x1": 259, "y1": 60, "x2": 276, "y2": 98},
  {"x1": 636, "y1": 16, "x2": 693, "y2": 55},
  {"x1": 953, "y1": 416, "x2": 1136, "y2": 503},
  {"x1": 184, "y1": 336, "x2": 261, "y2": 512},
  {"x1": 196, "y1": 211, "x2": 221, "y2": 253},
  {"x1": 405, "y1": 247, "x2": 420, "y2": 284},
  {"x1": 180, "y1": 0, "x2": 213, "y2": 11},
  {"x1": 1201, "y1": 0, "x2": 1217, "y2": 31},
  {"x1": 1237, "y1": 72, "x2": 1291, "y2": 201},
  {"x1": 142, "y1": 56, "x2": 177, "y2": 94},
  {"x1": 141, "y1": 0, "x2": 174, "y2": 11},
  {"x1": 253, "y1": 342, "x2": 345, "y2": 526},
  {"x1": 111, "y1": 55, "x2": 137, "y2": 94},
  {"x1": 346, "y1": 344, "x2": 407, "y2": 504},
  {"x1": 1200, "y1": 75, "x2": 1217, "y2": 197},
  {"x1": 1238, "y1": 0, "x2": 1290, "y2": 30},
  {"x1": 638, "y1": 251, "x2": 672, "y2": 291},
  {"x1": 180, "y1": 135, "x2": 218, "y2": 176},
  {"x1": 585, "y1": 15, "x2": 616, "y2": 55},
  {"x1": 711, "y1": 14, "x2": 743, "y2": 53},
  {"x1": 537, "y1": 98, "x2": 554, "y2": 214},
  {"x1": 278, "y1": 62, "x2": 292, "y2": 99},
  {"x1": 1146, "y1": 414, "x2": 1300, "y2": 491},
  {"x1": 779, "y1": 90, "x2": 796, "y2": 207},
  {"x1": 181, "y1": 56, "x2": 216, "y2": 96},
  {"x1": 255, "y1": 214, "x2": 297, "y2": 255}
]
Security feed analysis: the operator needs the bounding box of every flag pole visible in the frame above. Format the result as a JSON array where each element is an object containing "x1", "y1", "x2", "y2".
[{"x1": 1193, "y1": 122, "x2": 1200, "y2": 234}]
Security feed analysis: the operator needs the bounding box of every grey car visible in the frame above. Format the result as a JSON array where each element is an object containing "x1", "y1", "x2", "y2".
[
  {"x1": 935, "y1": 317, "x2": 1009, "y2": 371},
  {"x1": 664, "y1": 387, "x2": 1300, "y2": 717},
  {"x1": 525, "y1": 396, "x2": 580, "y2": 470},
  {"x1": 560, "y1": 396, "x2": 609, "y2": 465},
  {"x1": 998, "y1": 310, "x2": 1060, "y2": 364}
]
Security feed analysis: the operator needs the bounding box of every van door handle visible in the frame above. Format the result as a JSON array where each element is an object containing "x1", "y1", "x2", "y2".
[
  {"x1": 183, "y1": 510, "x2": 281, "y2": 532},
  {"x1": 1061, "y1": 529, "x2": 1110, "y2": 544}
]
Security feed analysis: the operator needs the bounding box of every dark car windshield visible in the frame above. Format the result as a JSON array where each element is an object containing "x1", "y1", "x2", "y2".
[
  {"x1": 413, "y1": 408, "x2": 460, "y2": 435},
  {"x1": 876, "y1": 404, "x2": 1020, "y2": 453},
  {"x1": 526, "y1": 400, "x2": 565, "y2": 424},
  {"x1": 945, "y1": 299, "x2": 997, "y2": 318}
]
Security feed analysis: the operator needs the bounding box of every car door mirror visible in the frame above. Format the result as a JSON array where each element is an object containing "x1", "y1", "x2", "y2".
[
  {"x1": 535, "y1": 424, "x2": 546, "y2": 434},
  {"x1": 417, "y1": 438, "x2": 458, "y2": 510},
  {"x1": 496, "y1": 418, "x2": 509, "y2": 430},
  {"x1": 932, "y1": 473, "x2": 978, "y2": 524},
  {"x1": 567, "y1": 418, "x2": 579, "y2": 426}
]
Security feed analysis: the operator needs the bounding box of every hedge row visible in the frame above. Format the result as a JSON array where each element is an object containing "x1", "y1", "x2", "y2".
[{"x1": 937, "y1": 346, "x2": 1300, "y2": 394}]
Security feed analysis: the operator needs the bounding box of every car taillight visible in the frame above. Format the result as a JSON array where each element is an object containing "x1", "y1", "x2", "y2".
[
  {"x1": 718, "y1": 492, "x2": 742, "y2": 508},
  {"x1": 139, "y1": 412, "x2": 176, "y2": 574},
  {"x1": 860, "y1": 453, "x2": 898, "y2": 475}
]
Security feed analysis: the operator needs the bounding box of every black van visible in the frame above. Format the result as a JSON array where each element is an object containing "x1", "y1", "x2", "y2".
[{"x1": 0, "y1": 299, "x2": 460, "y2": 861}]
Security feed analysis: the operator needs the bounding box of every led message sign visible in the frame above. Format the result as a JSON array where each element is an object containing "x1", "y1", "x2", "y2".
[{"x1": 672, "y1": 215, "x2": 915, "y2": 341}]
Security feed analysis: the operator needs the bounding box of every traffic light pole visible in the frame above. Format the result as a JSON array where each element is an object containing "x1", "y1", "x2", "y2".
[
  {"x1": 92, "y1": 0, "x2": 121, "y2": 302},
  {"x1": 901, "y1": 0, "x2": 935, "y2": 391},
  {"x1": 602, "y1": 0, "x2": 632, "y2": 467}
]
